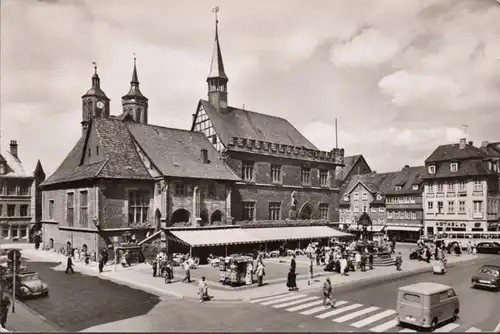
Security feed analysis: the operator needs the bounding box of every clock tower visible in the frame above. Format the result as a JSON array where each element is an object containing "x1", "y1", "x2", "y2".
[
  {"x1": 207, "y1": 7, "x2": 229, "y2": 114},
  {"x1": 81, "y1": 63, "x2": 110, "y2": 133}
]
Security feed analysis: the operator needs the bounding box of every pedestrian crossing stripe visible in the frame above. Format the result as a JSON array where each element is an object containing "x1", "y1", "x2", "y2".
[{"x1": 249, "y1": 293, "x2": 485, "y2": 333}]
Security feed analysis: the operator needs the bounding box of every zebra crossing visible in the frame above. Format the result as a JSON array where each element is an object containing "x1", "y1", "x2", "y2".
[{"x1": 249, "y1": 292, "x2": 483, "y2": 332}]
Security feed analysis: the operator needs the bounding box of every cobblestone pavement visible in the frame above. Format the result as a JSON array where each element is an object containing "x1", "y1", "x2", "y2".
[{"x1": 20, "y1": 261, "x2": 163, "y2": 332}]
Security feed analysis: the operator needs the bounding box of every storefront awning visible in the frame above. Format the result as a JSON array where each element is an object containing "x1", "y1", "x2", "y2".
[
  {"x1": 169, "y1": 228, "x2": 262, "y2": 247},
  {"x1": 348, "y1": 225, "x2": 385, "y2": 233},
  {"x1": 386, "y1": 226, "x2": 422, "y2": 232},
  {"x1": 243, "y1": 226, "x2": 353, "y2": 242}
]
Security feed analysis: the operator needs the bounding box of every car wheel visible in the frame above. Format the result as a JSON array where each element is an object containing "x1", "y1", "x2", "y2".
[
  {"x1": 453, "y1": 309, "x2": 459, "y2": 320},
  {"x1": 430, "y1": 318, "x2": 439, "y2": 331}
]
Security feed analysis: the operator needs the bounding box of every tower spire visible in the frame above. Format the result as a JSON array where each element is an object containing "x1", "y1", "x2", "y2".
[
  {"x1": 121, "y1": 53, "x2": 148, "y2": 124},
  {"x1": 207, "y1": 6, "x2": 228, "y2": 81}
]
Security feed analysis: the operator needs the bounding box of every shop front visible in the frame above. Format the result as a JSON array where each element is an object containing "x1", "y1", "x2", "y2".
[
  {"x1": 386, "y1": 225, "x2": 422, "y2": 242},
  {"x1": 425, "y1": 220, "x2": 488, "y2": 237}
]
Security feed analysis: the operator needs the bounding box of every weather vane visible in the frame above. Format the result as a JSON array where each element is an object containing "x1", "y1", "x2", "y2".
[
  {"x1": 462, "y1": 124, "x2": 468, "y2": 137},
  {"x1": 212, "y1": 5, "x2": 219, "y2": 23},
  {"x1": 92, "y1": 61, "x2": 98, "y2": 73}
]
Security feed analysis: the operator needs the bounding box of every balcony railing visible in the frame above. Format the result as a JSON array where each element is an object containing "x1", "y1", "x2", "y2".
[
  {"x1": 472, "y1": 190, "x2": 484, "y2": 196},
  {"x1": 472, "y1": 212, "x2": 484, "y2": 219},
  {"x1": 446, "y1": 192, "x2": 455, "y2": 197},
  {"x1": 436, "y1": 192, "x2": 445, "y2": 198}
]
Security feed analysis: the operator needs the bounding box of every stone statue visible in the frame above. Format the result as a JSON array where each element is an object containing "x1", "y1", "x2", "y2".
[{"x1": 291, "y1": 191, "x2": 298, "y2": 210}]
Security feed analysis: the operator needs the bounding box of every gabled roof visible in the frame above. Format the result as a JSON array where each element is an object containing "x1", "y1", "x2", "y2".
[
  {"x1": 342, "y1": 155, "x2": 360, "y2": 180},
  {"x1": 0, "y1": 148, "x2": 27, "y2": 177},
  {"x1": 425, "y1": 143, "x2": 487, "y2": 163},
  {"x1": 127, "y1": 122, "x2": 240, "y2": 181},
  {"x1": 344, "y1": 173, "x2": 392, "y2": 195},
  {"x1": 196, "y1": 100, "x2": 317, "y2": 150},
  {"x1": 42, "y1": 117, "x2": 240, "y2": 187},
  {"x1": 384, "y1": 166, "x2": 425, "y2": 195}
]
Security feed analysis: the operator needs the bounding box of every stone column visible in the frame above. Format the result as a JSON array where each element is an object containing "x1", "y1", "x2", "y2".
[
  {"x1": 225, "y1": 184, "x2": 232, "y2": 225},
  {"x1": 192, "y1": 186, "x2": 200, "y2": 226}
]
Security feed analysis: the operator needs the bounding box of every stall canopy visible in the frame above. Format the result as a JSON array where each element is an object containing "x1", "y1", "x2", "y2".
[
  {"x1": 243, "y1": 226, "x2": 352, "y2": 242},
  {"x1": 348, "y1": 225, "x2": 385, "y2": 233},
  {"x1": 386, "y1": 226, "x2": 422, "y2": 232},
  {"x1": 169, "y1": 228, "x2": 262, "y2": 247}
]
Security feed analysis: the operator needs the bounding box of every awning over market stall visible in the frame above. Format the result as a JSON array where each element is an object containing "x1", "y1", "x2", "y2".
[
  {"x1": 348, "y1": 225, "x2": 385, "y2": 233},
  {"x1": 168, "y1": 228, "x2": 262, "y2": 247},
  {"x1": 243, "y1": 226, "x2": 352, "y2": 242},
  {"x1": 385, "y1": 226, "x2": 422, "y2": 232}
]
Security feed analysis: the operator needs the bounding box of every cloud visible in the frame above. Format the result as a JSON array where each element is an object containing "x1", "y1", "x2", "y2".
[
  {"x1": 378, "y1": 71, "x2": 462, "y2": 108},
  {"x1": 1, "y1": 0, "x2": 500, "y2": 176}
]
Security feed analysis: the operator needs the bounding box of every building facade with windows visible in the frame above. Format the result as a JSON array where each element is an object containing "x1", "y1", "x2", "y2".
[
  {"x1": 384, "y1": 166, "x2": 425, "y2": 242},
  {"x1": 0, "y1": 140, "x2": 45, "y2": 243},
  {"x1": 423, "y1": 138, "x2": 500, "y2": 236},
  {"x1": 39, "y1": 63, "x2": 240, "y2": 255},
  {"x1": 190, "y1": 15, "x2": 344, "y2": 224}
]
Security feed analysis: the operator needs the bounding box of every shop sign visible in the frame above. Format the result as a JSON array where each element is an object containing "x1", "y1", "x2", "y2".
[{"x1": 436, "y1": 221, "x2": 466, "y2": 228}]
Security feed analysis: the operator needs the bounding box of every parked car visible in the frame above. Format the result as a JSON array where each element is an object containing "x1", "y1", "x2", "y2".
[
  {"x1": 471, "y1": 265, "x2": 500, "y2": 291},
  {"x1": 5, "y1": 272, "x2": 49, "y2": 298},
  {"x1": 475, "y1": 242, "x2": 500, "y2": 254}
]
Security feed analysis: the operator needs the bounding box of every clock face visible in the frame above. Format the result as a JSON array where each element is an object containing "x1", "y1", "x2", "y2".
[{"x1": 96, "y1": 100, "x2": 104, "y2": 109}]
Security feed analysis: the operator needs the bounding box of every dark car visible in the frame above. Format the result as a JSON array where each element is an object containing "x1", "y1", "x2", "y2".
[
  {"x1": 475, "y1": 242, "x2": 500, "y2": 254},
  {"x1": 5, "y1": 272, "x2": 49, "y2": 298},
  {"x1": 471, "y1": 265, "x2": 500, "y2": 291}
]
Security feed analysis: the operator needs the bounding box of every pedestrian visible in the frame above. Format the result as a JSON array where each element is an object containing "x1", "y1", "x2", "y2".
[
  {"x1": 151, "y1": 259, "x2": 158, "y2": 277},
  {"x1": 290, "y1": 254, "x2": 296, "y2": 274},
  {"x1": 0, "y1": 296, "x2": 10, "y2": 329},
  {"x1": 124, "y1": 250, "x2": 131, "y2": 266},
  {"x1": 34, "y1": 233, "x2": 41, "y2": 251},
  {"x1": 391, "y1": 238, "x2": 396, "y2": 254},
  {"x1": 360, "y1": 252, "x2": 367, "y2": 272},
  {"x1": 198, "y1": 276, "x2": 209, "y2": 303},
  {"x1": 65, "y1": 255, "x2": 75, "y2": 274},
  {"x1": 467, "y1": 241, "x2": 472, "y2": 254},
  {"x1": 308, "y1": 256, "x2": 314, "y2": 283},
  {"x1": 98, "y1": 253, "x2": 104, "y2": 273},
  {"x1": 322, "y1": 278, "x2": 335, "y2": 308},
  {"x1": 340, "y1": 256, "x2": 348, "y2": 276},
  {"x1": 395, "y1": 252, "x2": 403, "y2": 271},
  {"x1": 165, "y1": 261, "x2": 173, "y2": 284},
  {"x1": 287, "y1": 268, "x2": 298, "y2": 291},
  {"x1": 101, "y1": 249, "x2": 109, "y2": 265},
  {"x1": 256, "y1": 261, "x2": 265, "y2": 286},
  {"x1": 182, "y1": 260, "x2": 191, "y2": 283},
  {"x1": 368, "y1": 252, "x2": 374, "y2": 270},
  {"x1": 355, "y1": 252, "x2": 361, "y2": 269},
  {"x1": 425, "y1": 247, "x2": 431, "y2": 263},
  {"x1": 455, "y1": 243, "x2": 462, "y2": 256}
]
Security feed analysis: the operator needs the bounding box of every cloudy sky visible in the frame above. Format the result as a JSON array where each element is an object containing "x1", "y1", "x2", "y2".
[{"x1": 1, "y1": 0, "x2": 500, "y2": 176}]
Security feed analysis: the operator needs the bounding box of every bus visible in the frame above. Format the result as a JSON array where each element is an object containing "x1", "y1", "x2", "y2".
[{"x1": 437, "y1": 231, "x2": 500, "y2": 249}]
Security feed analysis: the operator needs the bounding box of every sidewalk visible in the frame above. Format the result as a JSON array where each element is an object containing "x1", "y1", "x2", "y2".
[
  {"x1": 3, "y1": 293, "x2": 62, "y2": 332},
  {"x1": 19, "y1": 246, "x2": 479, "y2": 302}
]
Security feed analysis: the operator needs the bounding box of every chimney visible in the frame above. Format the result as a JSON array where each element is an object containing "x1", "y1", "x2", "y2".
[
  {"x1": 9, "y1": 140, "x2": 18, "y2": 158},
  {"x1": 403, "y1": 165, "x2": 410, "y2": 170},
  {"x1": 468, "y1": 141, "x2": 473, "y2": 146},
  {"x1": 459, "y1": 138, "x2": 466, "y2": 149},
  {"x1": 200, "y1": 149, "x2": 208, "y2": 164},
  {"x1": 481, "y1": 141, "x2": 489, "y2": 147}
]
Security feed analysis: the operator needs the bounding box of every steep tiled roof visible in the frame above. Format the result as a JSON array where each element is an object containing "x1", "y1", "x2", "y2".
[
  {"x1": 41, "y1": 136, "x2": 109, "y2": 186},
  {"x1": 43, "y1": 117, "x2": 240, "y2": 187},
  {"x1": 0, "y1": 149, "x2": 27, "y2": 177},
  {"x1": 127, "y1": 122, "x2": 240, "y2": 181},
  {"x1": 345, "y1": 172, "x2": 392, "y2": 195},
  {"x1": 480, "y1": 142, "x2": 500, "y2": 158},
  {"x1": 197, "y1": 100, "x2": 317, "y2": 150},
  {"x1": 342, "y1": 155, "x2": 360, "y2": 180},
  {"x1": 384, "y1": 166, "x2": 425, "y2": 195},
  {"x1": 425, "y1": 143, "x2": 486, "y2": 163},
  {"x1": 423, "y1": 160, "x2": 495, "y2": 180}
]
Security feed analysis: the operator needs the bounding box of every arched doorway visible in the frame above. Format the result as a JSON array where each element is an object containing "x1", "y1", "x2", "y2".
[
  {"x1": 171, "y1": 209, "x2": 191, "y2": 224},
  {"x1": 200, "y1": 210, "x2": 209, "y2": 226},
  {"x1": 155, "y1": 209, "x2": 162, "y2": 231},
  {"x1": 210, "y1": 210, "x2": 223, "y2": 224},
  {"x1": 299, "y1": 203, "x2": 313, "y2": 220}
]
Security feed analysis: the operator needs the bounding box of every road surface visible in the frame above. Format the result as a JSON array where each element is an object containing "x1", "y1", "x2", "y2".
[
  {"x1": 244, "y1": 254, "x2": 500, "y2": 332},
  {"x1": 20, "y1": 261, "x2": 161, "y2": 331}
]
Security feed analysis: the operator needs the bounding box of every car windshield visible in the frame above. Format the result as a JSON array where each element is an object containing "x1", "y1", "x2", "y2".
[
  {"x1": 21, "y1": 274, "x2": 41, "y2": 282},
  {"x1": 478, "y1": 268, "x2": 500, "y2": 277}
]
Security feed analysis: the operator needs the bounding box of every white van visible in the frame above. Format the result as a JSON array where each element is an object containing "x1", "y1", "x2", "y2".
[{"x1": 397, "y1": 282, "x2": 459, "y2": 330}]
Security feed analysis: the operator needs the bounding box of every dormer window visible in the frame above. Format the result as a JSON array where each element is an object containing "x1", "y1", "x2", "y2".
[
  {"x1": 343, "y1": 195, "x2": 348, "y2": 202},
  {"x1": 412, "y1": 184, "x2": 419, "y2": 190},
  {"x1": 395, "y1": 186, "x2": 402, "y2": 191},
  {"x1": 428, "y1": 165, "x2": 436, "y2": 174},
  {"x1": 450, "y1": 163, "x2": 458, "y2": 172},
  {"x1": 377, "y1": 194, "x2": 382, "y2": 200}
]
